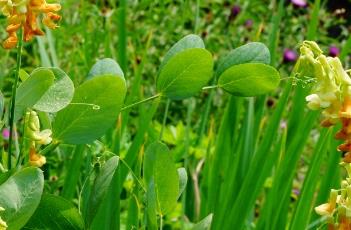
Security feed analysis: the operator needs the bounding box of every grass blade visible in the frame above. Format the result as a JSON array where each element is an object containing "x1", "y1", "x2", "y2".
[{"x1": 289, "y1": 128, "x2": 331, "y2": 230}]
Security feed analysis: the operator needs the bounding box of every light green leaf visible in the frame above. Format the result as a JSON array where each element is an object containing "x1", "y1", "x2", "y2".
[
  {"x1": 18, "y1": 69, "x2": 29, "y2": 82},
  {"x1": 0, "y1": 91, "x2": 4, "y2": 119},
  {"x1": 146, "y1": 181, "x2": 158, "y2": 230},
  {"x1": 218, "y1": 63, "x2": 280, "y2": 97},
  {"x1": 144, "y1": 141, "x2": 179, "y2": 215},
  {"x1": 216, "y1": 42, "x2": 271, "y2": 77},
  {"x1": 15, "y1": 68, "x2": 55, "y2": 120},
  {"x1": 87, "y1": 58, "x2": 124, "y2": 80},
  {"x1": 84, "y1": 156, "x2": 119, "y2": 227},
  {"x1": 23, "y1": 195, "x2": 84, "y2": 230},
  {"x1": 160, "y1": 34, "x2": 205, "y2": 70},
  {"x1": 157, "y1": 48, "x2": 213, "y2": 100},
  {"x1": 0, "y1": 167, "x2": 44, "y2": 230},
  {"x1": 177, "y1": 167, "x2": 187, "y2": 199},
  {"x1": 32, "y1": 68, "x2": 74, "y2": 113},
  {"x1": 192, "y1": 214, "x2": 213, "y2": 230},
  {"x1": 53, "y1": 75, "x2": 126, "y2": 144}
]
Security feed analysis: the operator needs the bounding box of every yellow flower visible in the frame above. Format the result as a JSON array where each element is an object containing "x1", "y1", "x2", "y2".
[
  {"x1": 0, "y1": 207, "x2": 7, "y2": 230},
  {"x1": 25, "y1": 111, "x2": 52, "y2": 145},
  {"x1": 315, "y1": 189, "x2": 338, "y2": 216},
  {"x1": 29, "y1": 146, "x2": 46, "y2": 167},
  {"x1": 0, "y1": 0, "x2": 61, "y2": 49}
]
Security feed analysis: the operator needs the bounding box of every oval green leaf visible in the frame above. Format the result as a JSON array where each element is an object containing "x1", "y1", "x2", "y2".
[
  {"x1": 0, "y1": 167, "x2": 44, "y2": 230},
  {"x1": 53, "y1": 75, "x2": 126, "y2": 144},
  {"x1": 33, "y1": 67, "x2": 74, "y2": 113},
  {"x1": 157, "y1": 48, "x2": 213, "y2": 100},
  {"x1": 23, "y1": 195, "x2": 84, "y2": 230},
  {"x1": 144, "y1": 141, "x2": 179, "y2": 215},
  {"x1": 15, "y1": 68, "x2": 55, "y2": 120},
  {"x1": 218, "y1": 63, "x2": 280, "y2": 97},
  {"x1": 216, "y1": 42, "x2": 271, "y2": 77},
  {"x1": 87, "y1": 58, "x2": 124, "y2": 80},
  {"x1": 160, "y1": 34, "x2": 205, "y2": 70},
  {"x1": 84, "y1": 156, "x2": 119, "y2": 227}
]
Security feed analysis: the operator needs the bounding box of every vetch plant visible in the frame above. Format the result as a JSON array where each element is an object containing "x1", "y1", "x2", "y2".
[
  {"x1": 0, "y1": 22, "x2": 282, "y2": 230},
  {"x1": 0, "y1": 1, "x2": 292, "y2": 229},
  {"x1": 1, "y1": 0, "x2": 348, "y2": 229}
]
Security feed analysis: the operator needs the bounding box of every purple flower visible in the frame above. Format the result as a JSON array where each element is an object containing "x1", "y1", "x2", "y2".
[
  {"x1": 2, "y1": 128, "x2": 9, "y2": 140},
  {"x1": 291, "y1": 0, "x2": 307, "y2": 7},
  {"x1": 293, "y1": 188, "x2": 300, "y2": 196},
  {"x1": 231, "y1": 5, "x2": 241, "y2": 16},
  {"x1": 329, "y1": 45, "x2": 340, "y2": 57},
  {"x1": 229, "y1": 5, "x2": 241, "y2": 21},
  {"x1": 283, "y1": 49, "x2": 298, "y2": 62},
  {"x1": 244, "y1": 19, "x2": 253, "y2": 29}
]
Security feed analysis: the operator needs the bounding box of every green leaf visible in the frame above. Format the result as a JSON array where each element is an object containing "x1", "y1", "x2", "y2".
[
  {"x1": 15, "y1": 68, "x2": 55, "y2": 120},
  {"x1": 157, "y1": 48, "x2": 213, "y2": 100},
  {"x1": 126, "y1": 195, "x2": 139, "y2": 230},
  {"x1": 0, "y1": 170, "x2": 13, "y2": 186},
  {"x1": 192, "y1": 214, "x2": 213, "y2": 230},
  {"x1": 177, "y1": 167, "x2": 188, "y2": 199},
  {"x1": 33, "y1": 67, "x2": 74, "y2": 113},
  {"x1": 216, "y1": 42, "x2": 271, "y2": 77},
  {"x1": 144, "y1": 141, "x2": 179, "y2": 215},
  {"x1": 84, "y1": 156, "x2": 119, "y2": 227},
  {"x1": 23, "y1": 195, "x2": 84, "y2": 230},
  {"x1": 0, "y1": 167, "x2": 44, "y2": 230},
  {"x1": 289, "y1": 129, "x2": 331, "y2": 230},
  {"x1": 19, "y1": 69, "x2": 29, "y2": 82},
  {"x1": 87, "y1": 58, "x2": 124, "y2": 80},
  {"x1": 160, "y1": 34, "x2": 205, "y2": 70},
  {"x1": 53, "y1": 76, "x2": 126, "y2": 144},
  {"x1": 218, "y1": 63, "x2": 280, "y2": 97},
  {"x1": 0, "y1": 91, "x2": 4, "y2": 119},
  {"x1": 146, "y1": 181, "x2": 158, "y2": 230}
]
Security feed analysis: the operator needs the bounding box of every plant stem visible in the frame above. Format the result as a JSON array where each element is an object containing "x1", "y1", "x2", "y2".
[
  {"x1": 8, "y1": 29, "x2": 23, "y2": 170},
  {"x1": 117, "y1": 0, "x2": 127, "y2": 73},
  {"x1": 120, "y1": 158, "x2": 146, "y2": 192},
  {"x1": 120, "y1": 94, "x2": 161, "y2": 111},
  {"x1": 159, "y1": 99, "x2": 170, "y2": 140},
  {"x1": 194, "y1": 0, "x2": 200, "y2": 34},
  {"x1": 202, "y1": 85, "x2": 219, "y2": 90},
  {"x1": 159, "y1": 214, "x2": 163, "y2": 230},
  {"x1": 38, "y1": 140, "x2": 60, "y2": 156}
]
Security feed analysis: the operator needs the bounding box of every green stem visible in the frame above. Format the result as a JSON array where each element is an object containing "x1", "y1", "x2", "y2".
[
  {"x1": 117, "y1": 0, "x2": 127, "y2": 73},
  {"x1": 194, "y1": 0, "x2": 200, "y2": 34},
  {"x1": 38, "y1": 141, "x2": 60, "y2": 156},
  {"x1": 202, "y1": 85, "x2": 219, "y2": 90},
  {"x1": 160, "y1": 214, "x2": 163, "y2": 230},
  {"x1": 159, "y1": 99, "x2": 170, "y2": 140},
  {"x1": 120, "y1": 94, "x2": 161, "y2": 111},
  {"x1": 120, "y1": 158, "x2": 146, "y2": 192},
  {"x1": 8, "y1": 29, "x2": 24, "y2": 170}
]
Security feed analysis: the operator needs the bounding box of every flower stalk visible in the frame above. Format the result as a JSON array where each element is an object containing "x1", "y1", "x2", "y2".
[{"x1": 7, "y1": 28, "x2": 23, "y2": 170}]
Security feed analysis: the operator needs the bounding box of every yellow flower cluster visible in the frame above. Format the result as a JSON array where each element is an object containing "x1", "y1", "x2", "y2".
[
  {"x1": 298, "y1": 41, "x2": 351, "y2": 162},
  {"x1": 0, "y1": 0, "x2": 61, "y2": 49},
  {"x1": 315, "y1": 163, "x2": 351, "y2": 229},
  {"x1": 297, "y1": 41, "x2": 351, "y2": 123}
]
